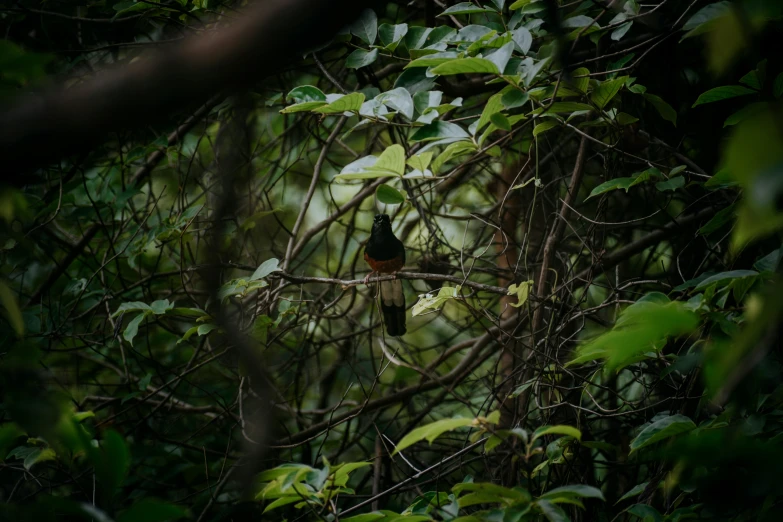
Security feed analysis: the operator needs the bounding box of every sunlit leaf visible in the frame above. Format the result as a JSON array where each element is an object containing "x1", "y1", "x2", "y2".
[
  {"x1": 412, "y1": 285, "x2": 461, "y2": 316},
  {"x1": 393, "y1": 417, "x2": 475, "y2": 454},
  {"x1": 532, "y1": 425, "x2": 582, "y2": 442},
  {"x1": 431, "y1": 57, "x2": 500, "y2": 76},
  {"x1": 313, "y1": 92, "x2": 365, "y2": 114}
]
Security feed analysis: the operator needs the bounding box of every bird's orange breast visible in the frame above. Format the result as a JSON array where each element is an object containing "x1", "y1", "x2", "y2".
[{"x1": 364, "y1": 252, "x2": 404, "y2": 273}]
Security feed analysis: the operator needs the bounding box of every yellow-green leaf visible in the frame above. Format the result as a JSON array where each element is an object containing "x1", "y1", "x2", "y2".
[
  {"x1": 407, "y1": 151, "x2": 433, "y2": 171},
  {"x1": 532, "y1": 425, "x2": 582, "y2": 442},
  {"x1": 393, "y1": 417, "x2": 474, "y2": 454},
  {"x1": 412, "y1": 285, "x2": 461, "y2": 316},
  {"x1": 313, "y1": 92, "x2": 365, "y2": 114},
  {"x1": 430, "y1": 58, "x2": 500, "y2": 76},
  {"x1": 508, "y1": 280, "x2": 533, "y2": 308},
  {"x1": 533, "y1": 120, "x2": 559, "y2": 137}
]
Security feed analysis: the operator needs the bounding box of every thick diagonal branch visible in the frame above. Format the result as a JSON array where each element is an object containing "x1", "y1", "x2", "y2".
[{"x1": 0, "y1": 0, "x2": 368, "y2": 174}]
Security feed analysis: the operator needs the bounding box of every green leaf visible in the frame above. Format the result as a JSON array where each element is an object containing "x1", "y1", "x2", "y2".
[
  {"x1": 376, "y1": 184, "x2": 405, "y2": 205},
  {"x1": 629, "y1": 414, "x2": 696, "y2": 454},
  {"x1": 654, "y1": 176, "x2": 685, "y2": 192},
  {"x1": 587, "y1": 177, "x2": 634, "y2": 198},
  {"x1": 370, "y1": 144, "x2": 406, "y2": 176},
  {"x1": 11, "y1": 446, "x2": 57, "y2": 470},
  {"x1": 487, "y1": 42, "x2": 515, "y2": 73},
  {"x1": 280, "y1": 101, "x2": 327, "y2": 113},
  {"x1": 378, "y1": 23, "x2": 409, "y2": 51},
  {"x1": 520, "y1": 56, "x2": 551, "y2": 86},
  {"x1": 694, "y1": 270, "x2": 758, "y2": 291},
  {"x1": 413, "y1": 90, "x2": 443, "y2": 115},
  {"x1": 477, "y1": 93, "x2": 504, "y2": 132},
  {"x1": 612, "y1": 21, "x2": 633, "y2": 41},
  {"x1": 540, "y1": 485, "x2": 605, "y2": 501},
  {"x1": 625, "y1": 504, "x2": 663, "y2": 522},
  {"x1": 699, "y1": 203, "x2": 736, "y2": 235},
  {"x1": 439, "y1": 2, "x2": 496, "y2": 16},
  {"x1": 569, "y1": 67, "x2": 590, "y2": 93},
  {"x1": 739, "y1": 65, "x2": 765, "y2": 90},
  {"x1": 346, "y1": 48, "x2": 379, "y2": 69},
  {"x1": 616, "y1": 112, "x2": 639, "y2": 125},
  {"x1": 337, "y1": 156, "x2": 381, "y2": 180},
  {"x1": 590, "y1": 77, "x2": 627, "y2": 109},
  {"x1": 406, "y1": 51, "x2": 460, "y2": 68},
  {"x1": 562, "y1": 15, "x2": 595, "y2": 28},
  {"x1": 112, "y1": 301, "x2": 153, "y2": 317},
  {"x1": 0, "y1": 280, "x2": 24, "y2": 336},
  {"x1": 313, "y1": 92, "x2": 365, "y2": 114},
  {"x1": 340, "y1": 515, "x2": 386, "y2": 522},
  {"x1": 288, "y1": 85, "x2": 326, "y2": 103},
  {"x1": 350, "y1": 9, "x2": 378, "y2": 45},
  {"x1": 509, "y1": 0, "x2": 531, "y2": 9},
  {"x1": 724, "y1": 111, "x2": 783, "y2": 248},
  {"x1": 533, "y1": 120, "x2": 559, "y2": 137},
  {"x1": 412, "y1": 285, "x2": 461, "y2": 316},
  {"x1": 490, "y1": 113, "x2": 511, "y2": 131},
  {"x1": 454, "y1": 482, "x2": 531, "y2": 504},
  {"x1": 754, "y1": 249, "x2": 781, "y2": 272},
  {"x1": 393, "y1": 417, "x2": 475, "y2": 454},
  {"x1": 256, "y1": 463, "x2": 313, "y2": 484},
  {"x1": 507, "y1": 280, "x2": 533, "y2": 308},
  {"x1": 197, "y1": 324, "x2": 218, "y2": 336},
  {"x1": 724, "y1": 102, "x2": 766, "y2": 127},
  {"x1": 377, "y1": 87, "x2": 414, "y2": 120},
  {"x1": 250, "y1": 258, "x2": 281, "y2": 281},
  {"x1": 568, "y1": 301, "x2": 699, "y2": 371},
  {"x1": 432, "y1": 141, "x2": 477, "y2": 173},
  {"x1": 616, "y1": 482, "x2": 650, "y2": 504},
  {"x1": 642, "y1": 93, "x2": 677, "y2": 127},
  {"x1": 681, "y1": 1, "x2": 731, "y2": 35},
  {"x1": 532, "y1": 425, "x2": 582, "y2": 442},
  {"x1": 502, "y1": 88, "x2": 529, "y2": 109},
  {"x1": 150, "y1": 299, "x2": 173, "y2": 315},
  {"x1": 430, "y1": 58, "x2": 500, "y2": 75},
  {"x1": 410, "y1": 121, "x2": 470, "y2": 142},
  {"x1": 116, "y1": 499, "x2": 188, "y2": 522},
  {"x1": 512, "y1": 27, "x2": 533, "y2": 54},
  {"x1": 692, "y1": 85, "x2": 756, "y2": 107},
  {"x1": 537, "y1": 500, "x2": 570, "y2": 522},
  {"x1": 407, "y1": 152, "x2": 433, "y2": 172},
  {"x1": 262, "y1": 497, "x2": 303, "y2": 513},
  {"x1": 123, "y1": 313, "x2": 146, "y2": 345},
  {"x1": 537, "y1": 102, "x2": 594, "y2": 115}
]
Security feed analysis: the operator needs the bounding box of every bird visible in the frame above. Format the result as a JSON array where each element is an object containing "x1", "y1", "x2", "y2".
[{"x1": 364, "y1": 214, "x2": 406, "y2": 336}]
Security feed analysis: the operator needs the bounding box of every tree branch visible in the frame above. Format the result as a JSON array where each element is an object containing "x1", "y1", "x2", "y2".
[{"x1": 1, "y1": 0, "x2": 369, "y2": 174}]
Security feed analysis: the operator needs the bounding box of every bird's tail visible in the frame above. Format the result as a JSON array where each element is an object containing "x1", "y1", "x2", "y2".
[{"x1": 380, "y1": 278, "x2": 406, "y2": 336}]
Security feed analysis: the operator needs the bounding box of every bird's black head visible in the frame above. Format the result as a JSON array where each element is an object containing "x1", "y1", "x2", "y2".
[{"x1": 372, "y1": 214, "x2": 392, "y2": 235}]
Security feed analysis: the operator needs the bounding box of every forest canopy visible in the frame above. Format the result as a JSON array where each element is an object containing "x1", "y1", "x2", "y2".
[{"x1": 2, "y1": 0, "x2": 783, "y2": 521}]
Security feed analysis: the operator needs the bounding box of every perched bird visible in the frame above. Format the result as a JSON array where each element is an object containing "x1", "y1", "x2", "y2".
[{"x1": 364, "y1": 214, "x2": 406, "y2": 336}]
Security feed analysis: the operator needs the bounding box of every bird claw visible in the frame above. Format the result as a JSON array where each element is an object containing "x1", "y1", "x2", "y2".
[{"x1": 364, "y1": 272, "x2": 374, "y2": 285}]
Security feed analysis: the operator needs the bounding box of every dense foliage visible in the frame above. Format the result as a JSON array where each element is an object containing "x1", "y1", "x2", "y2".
[{"x1": 2, "y1": 0, "x2": 783, "y2": 521}]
